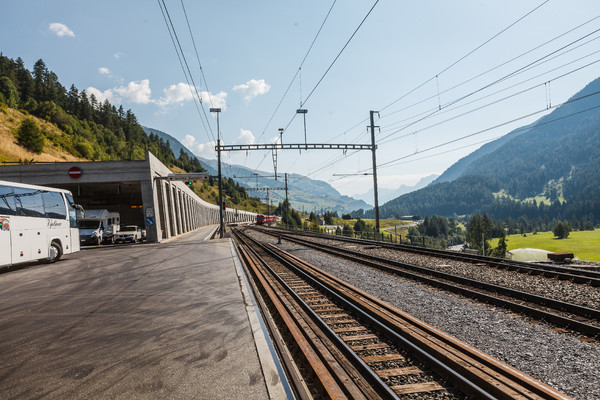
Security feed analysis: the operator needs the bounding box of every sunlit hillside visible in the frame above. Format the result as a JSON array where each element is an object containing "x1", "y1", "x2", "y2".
[{"x1": 0, "y1": 104, "x2": 83, "y2": 163}]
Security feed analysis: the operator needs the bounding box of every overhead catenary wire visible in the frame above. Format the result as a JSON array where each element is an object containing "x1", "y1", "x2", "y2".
[
  {"x1": 327, "y1": 1, "x2": 557, "y2": 150},
  {"x1": 287, "y1": 14, "x2": 600, "y2": 196},
  {"x1": 211, "y1": 4, "x2": 594, "y2": 208},
  {"x1": 379, "y1": 0, "x2": 551, "y2": 116},
  {"x1": 255, "y1": 0, "x2": 337, "y2": 145},
  {"x1": 248, "y1": 1, "x2": 546, "y2": 188},
  {"x1": 158, "y1": 0, "x2": 212, "y2": 142},
  {"x1": 319, "y1": 53, "x2": 600, "y2": 189},
  {"x1": 231, "y1": 0, "x2": 338, "y2": 185},
  {"x1": 367, "y1": 90, "x2": 600, "y2": 172},
  {"x1": 158, "y1": 0, "x2": 216, "y2": 143},
  {"x1": 180, "y1": 0, "x2": 214, "y2": 108},
  {"x1": 380, "y1": 44, "x2": 600, "y2": 135},
  {"x1": 245, "y1": 0, "x2": 380, "y2": 186},
  {"x1": 377, "y1": 26, "x2": 600, "y2": 143},
  {"x1": 327, "y1": 86, "x2": 600, "y2": 185},
  {"x1": 279, "y1": 0, "x2": 381, "y2": 134},
  {"x1": 379, "y1": 28, "x2": 600, "y2": 133},
  {"x1": 378, "y1": 57, "x2": 600, "y2": 145}
]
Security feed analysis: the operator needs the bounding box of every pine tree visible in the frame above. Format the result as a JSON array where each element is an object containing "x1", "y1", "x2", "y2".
[
  {"x1": 16, "y1": 118, "x2": 45, "y2": 154},
  {"x1": 553, "y1": 221, "x2": 571, "y2": 239}
]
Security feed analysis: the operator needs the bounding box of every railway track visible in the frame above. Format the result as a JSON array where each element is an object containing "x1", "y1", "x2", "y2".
[
  {"x1": 251, "y1": 227, "x2": 600, "y2": 339},
  {"x1": 233, "y1": 227, "x2": 573, "y2": 399},
  {"x1": 263, "y1": 226, "x2": 600, "y2": 285}
]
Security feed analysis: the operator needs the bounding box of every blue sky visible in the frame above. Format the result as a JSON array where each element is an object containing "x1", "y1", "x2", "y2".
[{"x1": 2, "y1": 1, "x2": 600, "y2": 198}]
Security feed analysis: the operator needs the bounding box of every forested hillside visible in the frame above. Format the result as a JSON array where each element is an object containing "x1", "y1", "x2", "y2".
[
  {"x1": 0, "y1": 54, "x2": 203, "y2": 172},
  {"x1": 361, "y1": 77, "x2": 600, "y2": 225},
  {"x1": 459, "y1": 77, "x2": 600, "y2": 199}
]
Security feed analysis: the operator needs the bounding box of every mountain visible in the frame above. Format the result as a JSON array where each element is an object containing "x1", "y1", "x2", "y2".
[
  {"x1": 367, "y1": 77, "x2": 600, "y2": 223},
  {"x1": 353, "y1": 174, "x2": 439, "y2": 206},
  {"x1": 143, "y1": 126, "x2": 372, "y2": 214},
  {"x1": 433, "y1": 124, "x2": 533, "y2": 184}
]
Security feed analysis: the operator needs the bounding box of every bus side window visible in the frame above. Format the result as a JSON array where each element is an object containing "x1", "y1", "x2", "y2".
[
  {"x1": 14, "y1": 188, "x2": 45, "y2": 217},
  {"x1": 0, "y1": 185, "x2": 17, "y2": 215},
  {"x1": 42, "y1": 191, "x2": 67, "y2": 219}
]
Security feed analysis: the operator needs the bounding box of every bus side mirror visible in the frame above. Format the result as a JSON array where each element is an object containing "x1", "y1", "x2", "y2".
[{"x1": 75, "y1": 205, "x2": 85, "y2": 219}]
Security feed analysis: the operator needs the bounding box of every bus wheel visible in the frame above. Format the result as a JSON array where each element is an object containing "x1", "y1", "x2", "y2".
[{"x1": 48, "y1": 241, "x2": 62, "y2": 263}]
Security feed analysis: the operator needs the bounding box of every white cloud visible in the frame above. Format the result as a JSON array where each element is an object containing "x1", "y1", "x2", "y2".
[
  {"x1": 156, "y1": 84, "x2": 228, "y2": 110},
  {"x1": 179, "y1": 134, "x2": 217, "y2": 158},
  {"x1": 195, "y1": 141, "x2": 218, "y2": 158},
  {"x1": 85, "y1": 86, "x2": 113, "y2": 104},
  {"x1": 98, "y1": 67, "x2": 110, "y2": 75},
  {"x1": 236, "y1": 129, "x2": 255, "y2": 145},
  {"x1": 232, "y1": 79, "x2": 270, "y2": 101},
  {"x1": 86, "y1": 79, "x2": 152, "y2": 105},
  {"x1": 162, "y1": 83, "x2": 195, "y2": 104},
  {"x1": 86, "y1": 80, "x2": 228, "y2": 113},
  {"x1": 49, "y1": 23, "x2": 75, "y2": 38},
  {"x1": 114, "y1": 80, "x2": 152, "y2": 103},
  {"x1": 114, "y1": 52, "x2": 123, "y2": 59},
  {"x1": 208, "y1": 91, "x2": 228, "y2": 110},
  {"x1": 181, "y1": 134, "x2": 197, "y2": 149}
]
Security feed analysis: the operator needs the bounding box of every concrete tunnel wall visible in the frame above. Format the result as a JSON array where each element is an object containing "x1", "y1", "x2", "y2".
[{"x1": 0, "y1": 151, "x2": 257, "y2": 243}]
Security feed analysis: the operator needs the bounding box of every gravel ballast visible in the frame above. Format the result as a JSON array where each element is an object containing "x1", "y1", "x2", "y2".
[
  {"x1": 246, "y1": 231, "x2": 600, "y2": 400},
  {"x1": 301, "y1": 235, "x2": 600, "y2": 310}
]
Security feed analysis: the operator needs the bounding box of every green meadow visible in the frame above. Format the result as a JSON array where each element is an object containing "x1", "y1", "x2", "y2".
[{"x1": 492, "y1": 229, "x2": 600, "y2": 262}]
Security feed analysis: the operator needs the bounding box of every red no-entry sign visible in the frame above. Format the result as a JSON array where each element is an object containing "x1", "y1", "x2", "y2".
[{"x1": 68, "y1": 166, "x2": 82, "y2": 179}]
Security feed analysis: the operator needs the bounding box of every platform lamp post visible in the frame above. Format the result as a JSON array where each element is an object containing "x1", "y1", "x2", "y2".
[{"x1": 210, "y1": 107, "x2": 224, "y2": 238}]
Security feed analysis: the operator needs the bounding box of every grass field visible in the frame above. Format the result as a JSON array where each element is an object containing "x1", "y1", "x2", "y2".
[{"x1": 491, "y1": 229, "x2": 600, "y2": 262}]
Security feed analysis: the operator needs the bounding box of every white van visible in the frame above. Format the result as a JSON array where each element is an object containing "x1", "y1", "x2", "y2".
[{"x1": 79, "y1": 209, "x2": 120, "y2": 245}]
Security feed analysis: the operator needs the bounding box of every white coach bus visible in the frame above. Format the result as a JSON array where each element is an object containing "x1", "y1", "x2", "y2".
[{"x1": 0, "y1": 180, "x2": 82, "y2": 268}]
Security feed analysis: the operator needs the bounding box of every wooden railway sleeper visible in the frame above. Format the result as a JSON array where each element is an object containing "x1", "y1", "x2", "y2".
[
  {"x1": 262, "y1": 241, "x2": 566, "y2": 398},
  {"x1": 236, "y1": 235, "x2": 392, "y2": 399}
]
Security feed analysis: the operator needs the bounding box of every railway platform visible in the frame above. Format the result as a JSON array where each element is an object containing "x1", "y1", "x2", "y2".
[{"x1": 0, "y1": 225, "x2": 287, "y2": 399}]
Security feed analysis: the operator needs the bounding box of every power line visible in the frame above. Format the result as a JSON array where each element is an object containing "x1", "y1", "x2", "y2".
[
  {"x1": 231, "y1": 1, "x2": 338, "y2": 182},
  {"x1": 380, "y1": 27, "x2": 600, "y2": 132},
  {"x1": 379, "y1": 56, "x2": 600, "y2": 145},
  {"x1": 247, "y1": 0, "x2": 380, "y2": 186},
  {"x1": 379, "y1": 0, "x2": 551, "y2": 115},
  {"x1": 376, "y1": 91, "x2": 600, "y2": 170},
  {"x1": 265, "y1": 41, "x2": 600, "y2": 194},
  {"x1": 380, "y1": 44, "x2": 600, "y2": 134},
  {"x1": 247, "y1": 1, "x2": 539, "y2": 184},
  {"x1": 180, "y1": 0, "x2": 214, "y2": 108},
  {"x1": 279, "y1": 0, "x2": 381, "y2": 134},
  {"x1": 326, "y1": 1, "x2": 555, "y2": 158},
  {"x1": 377, "y1": 27, "x2": 600, "y2": 143},
  {"x1": 255, "y1": 0, "x2": 337, "y2": 144},
  {"x1": 158, "y1": 0, "x2": 216, "y2": 143},
  {"x1": 158, "y1": 0, "x2": 211, "y2": 141}
]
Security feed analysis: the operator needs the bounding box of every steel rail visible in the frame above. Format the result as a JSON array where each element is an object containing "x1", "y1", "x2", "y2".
[
  {"x1": 237, "y1": 230, "x2": 495, "y2": 399},
  {"x1": 264, "y1": 226, "x2": 600, "y2": 284},
  {"x1": 234, "y1": 230, "x2": 394, "y2": 399},
  {"x1": 254, "y1": 228, "x2": 600, "y2": 338},
  {"x1": 238, "y1": 228, "x2": 574, "y2": 400},
  {"x1": 235, "y1": 237, "x2": 354, "y2": 399},
  {"x1": 267, "y1": 242, "x2": 574, "y2": 400},
  {"x1": 235, "y1": 242, "x2": 313, "y2": 399}
]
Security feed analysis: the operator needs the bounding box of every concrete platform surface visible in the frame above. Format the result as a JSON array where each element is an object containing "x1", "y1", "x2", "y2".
[{"x1": 0, "y1": 226, "x2": 286, "y2": 399}]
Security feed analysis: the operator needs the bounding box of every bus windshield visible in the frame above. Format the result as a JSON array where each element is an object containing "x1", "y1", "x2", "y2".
[
  {"x1": 79, "y1": 220, "x2": 101, "y2": 229},
  {"x1": 64, "y1": 193, "x2": 79, "y2": 228}
]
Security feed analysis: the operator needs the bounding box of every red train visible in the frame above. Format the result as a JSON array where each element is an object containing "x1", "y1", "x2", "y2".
[{"x1": 256, "y1": 214, "x2": 277, "y2": 225}]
